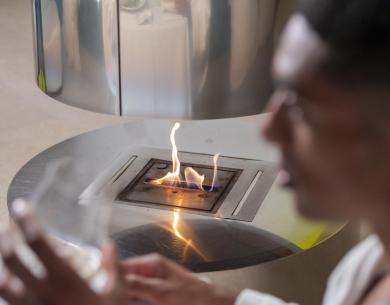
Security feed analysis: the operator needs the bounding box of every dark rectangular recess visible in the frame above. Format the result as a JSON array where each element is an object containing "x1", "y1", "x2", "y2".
[{"x1": 117, "y1": 158, "x2": 242, "y2": 212}]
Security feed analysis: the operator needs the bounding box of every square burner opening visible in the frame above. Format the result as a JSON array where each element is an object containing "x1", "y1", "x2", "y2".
[{"x1": 117, "y1": 158, "x2": 242, "y2": 212}]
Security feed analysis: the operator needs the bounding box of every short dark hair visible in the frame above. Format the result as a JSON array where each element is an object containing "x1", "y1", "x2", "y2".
[{"x1": 298, "y1": 0, "x2": 390, "y2": 86}]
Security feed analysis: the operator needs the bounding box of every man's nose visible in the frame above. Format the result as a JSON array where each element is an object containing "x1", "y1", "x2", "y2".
[{"x1": 261, "y1": 91, "x2": 293, "y2": 147}]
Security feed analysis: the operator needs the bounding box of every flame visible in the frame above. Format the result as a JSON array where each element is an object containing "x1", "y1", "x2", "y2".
[
  {"x1": 150, "y1": 123, "x2": 182, "y2": 186},
  {"x1": 150, "y1": 123, "x2": 220, "y2": 192},
  {"x1": 211, "y1": 153, "x2": 220, "y2": 192},
  {"x1": 184, "y1": 167, "x2": 205, "y2": 191}
]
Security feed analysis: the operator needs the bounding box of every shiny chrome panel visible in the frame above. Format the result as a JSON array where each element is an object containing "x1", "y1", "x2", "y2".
[
  {"x1": 32, "y1": 0, "x2": 295, "y2": 119},
  {"x1": 32, "y1": 0, "x2": 120, "y2": 115}
]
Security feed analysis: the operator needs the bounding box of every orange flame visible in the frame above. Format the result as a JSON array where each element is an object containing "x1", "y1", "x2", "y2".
[
  {"x1": 184, "y1": 167, "x2": 205, "y2": 191},
  {"x1": 211, "y1": 153, "x2": 220, "y2": 191},
  {"x1": 151, "y1": 123, "x2": 219, "y2": 192},
  {"x1": 150, "y1": 122, "x2": 182, "y2": 186}
]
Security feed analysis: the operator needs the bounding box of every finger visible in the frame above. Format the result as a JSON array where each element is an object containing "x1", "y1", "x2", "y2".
[
  {"x1": 101, "y1": 241, "x2": 119, "y2": 292},
  {"x1": 0, "y1": 228, "x2": 47, "y2": 296},
  {"x1": 124, "y1": 274, "x2": 168, "y2": 304},
  {"x1": 0, "y1": 273, "x2": 25, "y2": 305},
  {"x1": 0, "y1": 285, "x2": 38, "y2": 305},
  {"x1": 121, "y1": 254, "x2": 181, "y2": 278},
  {"x1": 11, "y1": 199, "x2": 80, "y2": 281},
  {"x1": 0, "y1": 286, "x2": 22, "y2": 305}
]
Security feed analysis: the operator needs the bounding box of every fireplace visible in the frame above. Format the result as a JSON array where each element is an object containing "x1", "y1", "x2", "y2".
[
  {"x1": 81, "y1": 139, "x2": 283, "y2": 271},
  {"x1": 89, "y1": 147, "x2": 276, "y2": 223},
  {"x1": 80, "y1": 123, "x2": 277, "y2": 223}
]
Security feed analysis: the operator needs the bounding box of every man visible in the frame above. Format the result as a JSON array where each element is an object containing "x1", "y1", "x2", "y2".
[{"x1": 1, "y1": 0, "x2": 390, "y2": 304}]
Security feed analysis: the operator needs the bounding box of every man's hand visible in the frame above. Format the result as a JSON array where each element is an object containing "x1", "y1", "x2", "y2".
[
  {"x1": 0, "y1": 199, "x2": 127, "y2": 305},
  {"x1": 0, "y1": 199, "x2": 237, "y2": 305},
  {"x1": 121, "y1": 254, "x2": 238, "y2": 305}
]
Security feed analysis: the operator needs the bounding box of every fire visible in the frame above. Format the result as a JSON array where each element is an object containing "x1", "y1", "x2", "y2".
[
  {"x1": 184, "y1": 167, "x2": 205, "y2": 191},
  {"x1": 150, "y1": 123, "x2": 220, "y2": 192},
  {"x1": 211, "y1": 153, "x2": 220, "y2": 192},
  {"x1": 150, "y1": 122, "x2": 182, "y2": 186}
]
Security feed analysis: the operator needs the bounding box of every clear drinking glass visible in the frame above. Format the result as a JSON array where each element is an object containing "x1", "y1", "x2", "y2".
[{"x1": 27, "y1": 158, "x2": 113, "y2": 290}]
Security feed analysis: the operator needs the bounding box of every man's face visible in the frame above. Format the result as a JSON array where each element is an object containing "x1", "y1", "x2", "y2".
[{"x1": 263, "y1": 14, "x2": 390, "y2": 221}]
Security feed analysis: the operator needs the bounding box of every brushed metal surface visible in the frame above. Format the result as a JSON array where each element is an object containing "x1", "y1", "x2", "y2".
[{"x1": 32, "y1": 0, "x2": 296, "y2": 119}]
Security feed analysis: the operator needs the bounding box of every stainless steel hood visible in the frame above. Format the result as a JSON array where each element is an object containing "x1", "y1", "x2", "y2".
[{"x1": 32, "y1": 0, "x2": 296, "y2": 119}]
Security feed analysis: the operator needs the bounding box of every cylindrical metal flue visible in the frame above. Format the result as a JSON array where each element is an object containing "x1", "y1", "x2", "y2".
[{"x1": 32, "y1": 0, "x2": 296, "y2": 119}]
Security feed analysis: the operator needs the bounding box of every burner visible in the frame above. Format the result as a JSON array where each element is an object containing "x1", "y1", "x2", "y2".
[
  {"x1": 87, "y1": 147, "x2": 278, "y2": 222},
  {"x1": 117, "y1": 159, "x2": 241, "y2": 212}
]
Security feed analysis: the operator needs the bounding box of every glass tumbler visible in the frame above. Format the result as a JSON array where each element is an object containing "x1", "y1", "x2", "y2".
[{"x1": 26, "y1": 158, "x2": 113, "y2": 291}]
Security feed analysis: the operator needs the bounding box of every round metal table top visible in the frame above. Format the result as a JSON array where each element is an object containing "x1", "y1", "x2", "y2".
[{"x1": 7, "y1": 118, "x2": 343, "y2": 272}]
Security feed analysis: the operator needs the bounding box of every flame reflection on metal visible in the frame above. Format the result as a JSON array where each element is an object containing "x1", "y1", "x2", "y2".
[{"x1": 161, "y1": 210, "x2": 208, "y2": 261}]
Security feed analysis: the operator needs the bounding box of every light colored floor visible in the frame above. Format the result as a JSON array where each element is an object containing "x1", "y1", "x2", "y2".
[{"x1": 0, "y1": 0, "x2": 131, "y2": 224}]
